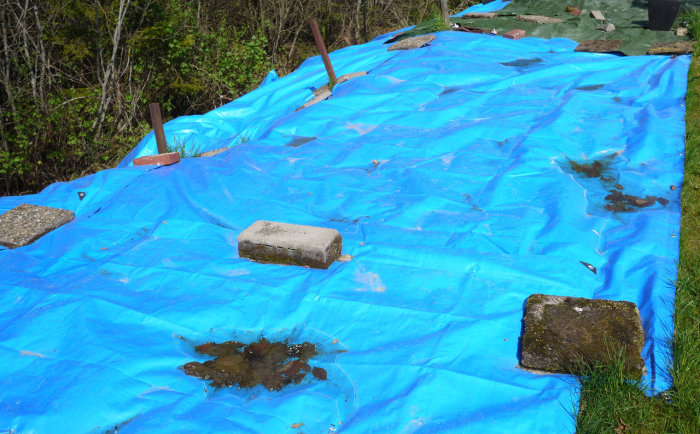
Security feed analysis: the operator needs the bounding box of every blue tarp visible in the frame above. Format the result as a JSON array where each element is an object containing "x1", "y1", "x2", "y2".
[{"x1": 0, "y1": 2, "x2": 688, "y2": 432}]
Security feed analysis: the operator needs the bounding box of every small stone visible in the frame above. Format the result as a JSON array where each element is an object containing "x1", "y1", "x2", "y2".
[
  {"x1": 238, "y1": 220, "x2": 342, "y2": 269},
  {"x1": 337, "y1": 254, "x2": 353, "y2": 262},
  {"x1": 574, "y1": 39, "x2": 622, "y2": 53},
  {"x1": 590, "y1": 10, "x2": 605, "y2": 21},
  {"x1": 520, "y1": 294, "x2": 645, "y2": 376},
  {"x1": 133, "y1": 152, "x2": 181, "y2": 166},
  {"x1": 515, "y1": 15, "x2": 563, "y2": 24},
  {"x1": 676, "y1": 27, "x2": 688, "y2": 36},
  {"x1": 462, "y1": 12, "x2": 498, "y2": 19},
  {"x1": 0, "y1": 204, "x2": 75, "y2": 249},
  {"x1": 502, "y1": 29, "x2": 526, "y2": 40},
  {"x1": 387, "y1": 34, "x2": 436, "y2": 51},
  {"x1": 648, "y1": 41, "x2": 694, "y2": 55},
  {"x1": 597, "y1": 23, "x2": 616, "y2": 32}
]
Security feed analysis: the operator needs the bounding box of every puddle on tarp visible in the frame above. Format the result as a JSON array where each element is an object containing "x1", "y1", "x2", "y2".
[
  {"x1": 564, "y1": 155, "x2": 671, "y2": 212},
  {"x1": 286, "y1": 136, "x2": 316, "y2": 148},
  {"x1": 500, "y1": 58, "x2": 543, "y2": 68},
  {"x1": 575, "y1": 84, "x2": 604, "y2": 91},
  {"x1": 604, "y1": 189, "x2": 669, "y2": 212},
  {"x1": 182, "y1": 338, "x2": 327, "y2": 390}
]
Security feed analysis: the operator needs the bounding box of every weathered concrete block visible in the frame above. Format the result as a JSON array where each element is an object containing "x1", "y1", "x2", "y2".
[
  {"x1": 502, "y1": 29, "x2": 526, "y2": 40},
  {"x1": 238, "y1": 221, "x2": 342, "y2": 269},
  {"x1": 133, "y1": 152, "x2": 181, "y2": 166},
  {"x1": 574, "y1": 39, "x2": 622, "y2": 53},
  {"x1": 388, "y1": 34, "x2": 436, "y2": 51},
  {"x1": 515, "y1": 15, "x2": 563, "y2": 24},
  {"x1": 648, "y1": 41, "x2": 694, "y2": 55},
  {"x1": 520, "y1": 294, "x2": 645, "y2": 376},
  {"x1": 590, "y1": 10, "x2": 605, "y2": 21},
  {"x1": 462, "y1": 12, "x2": 498, "y2": 19},
  {"x1": 0, "y1": 204, "x2": 74, "y2": 249},
  {"x1": 597, "y1": 23, "x2": 616, "y2": 32},
  {"x1": 676, "y1": 27, "x2": 688, "y2": 36}
]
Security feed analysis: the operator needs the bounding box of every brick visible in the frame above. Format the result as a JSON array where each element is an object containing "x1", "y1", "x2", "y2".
[
  {"x1": 133, "y1": 152, "x2": 181, "y2": 166},
  {"x1": 566, "y1": 6, "x2": 581, "y2": 15},
  {"x1": 0, "y1": 204, "x2": 74, "y2": 249},
  {"x1": 502, "y1": 29, "x2": 526, "y2": 40},
  {"x1": 238, "y1": 220, "x2": 342, "y2": 269},
  {"x1": 520, "y1": 294, "x2": 645, "y2": 376}
]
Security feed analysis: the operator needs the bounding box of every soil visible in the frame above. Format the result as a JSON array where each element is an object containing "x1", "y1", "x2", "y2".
[
  {"x1": 605, "y1": 189, "x2": 670, "y2": 212},
  {"x1": 570, "y1": 159, "x2": 605, "y2": 178},
  {"x1": 182, "y1": 338, "x2": 327, "y2": 390}
]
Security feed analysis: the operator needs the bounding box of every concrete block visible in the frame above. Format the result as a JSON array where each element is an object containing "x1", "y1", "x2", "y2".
[
  {"x1": 574, "y1": 39, "x2": 622, "y2": 53},
  {"x1": 520, "y1": 294, "x2": 645, "y2": 376},
  {"x1": 388, "y1": 34, "x2": 436, "y2": 51},
  {"x1": 133, "y1": 152, "x2": 181, "y2": 166},
  {"x1": 676, "y1": 27, "x2": 688, "y2": 36},
  {"x1": 590, "y1": 10, "x2": 605, "y2": 21},
  {"x1": 648, "y1": 41, "x2": 694, "y2": 55},
  {"x1": 515, "y1": 15, "x2": 563, "y2": 24},
  {"x1": 462, "y1": 12, "x2": 498, "y2": 19},
  {"x1": 502, "y1": 29, "x2": 526, "y2": 40},
  {"x1": 0, "y1": 204, "x2": 74, "y2": 249},
  {"x1": 238, "y1": 220, "x2": 342, "y2": 269},
  {"x1": 597, "y1": 23, "x2": 616, "y2": 32}
]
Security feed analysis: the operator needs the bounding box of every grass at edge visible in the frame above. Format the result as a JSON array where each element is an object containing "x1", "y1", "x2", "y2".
[{"x1": 575, "y1": 48, "x2": 700, "y2": 433}]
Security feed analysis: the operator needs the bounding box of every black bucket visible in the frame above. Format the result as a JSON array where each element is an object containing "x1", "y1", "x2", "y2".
[{"x1": 648, "y1": 0, "x2": 682, "y2": 31}]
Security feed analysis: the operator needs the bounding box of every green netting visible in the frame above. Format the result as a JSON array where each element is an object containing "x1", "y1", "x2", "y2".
[{"x1": 397, "y1": 0, "x2": 691, "y2": 56}]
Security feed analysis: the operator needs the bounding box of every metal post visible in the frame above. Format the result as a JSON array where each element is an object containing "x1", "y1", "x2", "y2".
[
  {"x1": 309, "y1": 19, "x2": 338, "y2": 85},
  {"x1": 148, "y1": 103, "x2": 167, "y2": 154},
  {"x1": 440, "y1": 0, "x2": 450, "y2": 28}
]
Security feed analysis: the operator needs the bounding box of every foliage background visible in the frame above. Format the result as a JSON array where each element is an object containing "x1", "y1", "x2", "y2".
[{"x1": 0, "y1": 0, "x2": 474, "y2": 195}]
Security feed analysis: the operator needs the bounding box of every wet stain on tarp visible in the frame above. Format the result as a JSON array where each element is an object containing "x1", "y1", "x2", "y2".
[
  {"x1": 330, "y1": 216, "x2": 369, "y2": 224},
  {"x1": 500, "y1": 58, "x2": 543, "y2": 68},
  {"x1": 286, "y1": 136, "x2": 316, "y2": 148},
  {"x1": 604, "y1": 189, "x2": 669, "y2": 212},
  {"x1": 182, "y1": 338, "x2": 327, "y2": 390},
  {"x1": 575, "y1": 84, "x2": 604, "y2": 91}
]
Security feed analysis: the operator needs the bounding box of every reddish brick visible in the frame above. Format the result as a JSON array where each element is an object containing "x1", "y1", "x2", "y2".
[
  {"x1": 502, "y1": 29, "x2": 526, "y2": 40},
  {"x1": 133, "y1": 152, "x2": 181, "y2": 166}
]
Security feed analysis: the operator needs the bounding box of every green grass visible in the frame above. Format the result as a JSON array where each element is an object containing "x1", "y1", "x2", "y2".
[{"x1": 574, "y1": 47, "x2": 700, "y2": 433}]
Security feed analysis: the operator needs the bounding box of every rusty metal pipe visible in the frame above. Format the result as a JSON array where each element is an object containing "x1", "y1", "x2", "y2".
[
  {"x1": 148, "y1": 103, "x2": 167, "y2": 154},
  {"x1": 309, "y1": 19, "x2": 338, "y2": 85}
]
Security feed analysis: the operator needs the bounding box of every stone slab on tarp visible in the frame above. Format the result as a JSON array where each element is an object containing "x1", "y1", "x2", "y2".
[
  {"x1": 0, "y1": 204, "x2": 74, "y2": 249},
  {"x1": 237, "y1": 220, "x2": 342, "y2": 269},
  {"x1": 388, "y1": 34, "x2": 436, "y2": 51},
  {"x1": 648, "y1": 41, "x2": 694, "y2": 55},
  {"x1": 575, "y1": 39, "x2": 623, "y2": 53},
  {"x1": 520, "y1": 294, "x2": 645, "y2": 376}
]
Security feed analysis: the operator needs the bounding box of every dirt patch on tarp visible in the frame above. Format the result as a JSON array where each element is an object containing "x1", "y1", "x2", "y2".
[
  {"x1": 604, "y1": 189, "x2": 669, "y2": 212},
  {"x1": 569, "y1": 157, "x2": 616, "y2": 182},
  {"x1": 182, "y1": 338, "x2": 327, "y2": 390}
]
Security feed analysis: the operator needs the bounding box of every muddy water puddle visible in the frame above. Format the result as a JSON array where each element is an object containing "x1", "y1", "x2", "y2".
[
  {"x1": 605, "y1": 189, "x2": 669, "y2": 212},
  {"x1": 566, "y1": 155, "x2": 671, "y2": 213},
  {"x1": 182, "y1": 338, "x2": 327, "y2": 390}
]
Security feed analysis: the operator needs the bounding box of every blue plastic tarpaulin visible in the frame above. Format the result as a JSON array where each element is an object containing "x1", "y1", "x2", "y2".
[{"x1": 0, "y1": 2, "x2": 688, "y2": 432}]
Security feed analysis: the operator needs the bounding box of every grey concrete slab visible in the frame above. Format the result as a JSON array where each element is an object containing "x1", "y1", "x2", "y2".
[
  {"x1": 520, "y1": 294, "x2": 645, "y2": 376},
  {"x1": 238, "y1": 220, "x2": 342, "y2": 269},
  {"x1": 0, "y1": 204, "x2": 75, "y2": 249}
]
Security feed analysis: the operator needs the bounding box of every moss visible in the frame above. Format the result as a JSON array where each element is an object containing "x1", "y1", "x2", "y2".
[{"x1": 521, "y1": 294, "x2": 645, "y2": 376}]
